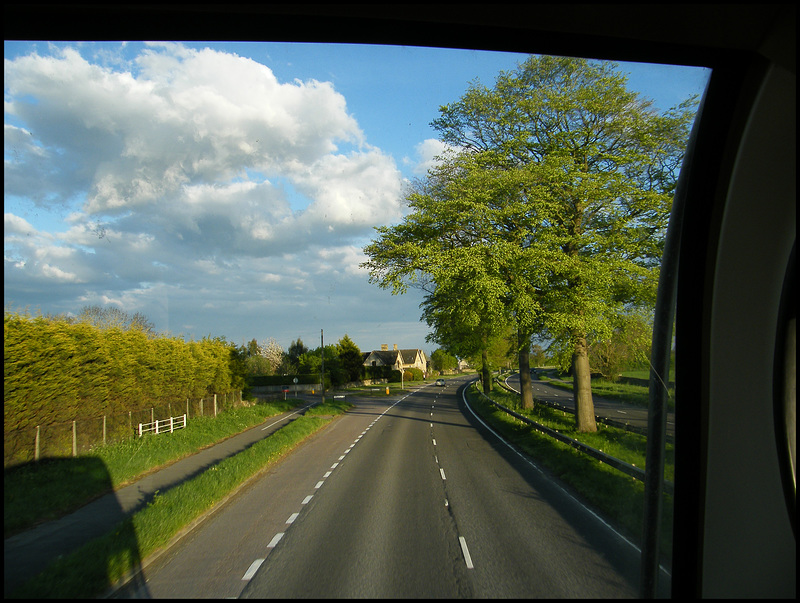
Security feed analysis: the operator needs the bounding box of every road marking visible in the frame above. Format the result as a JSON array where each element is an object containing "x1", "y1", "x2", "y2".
[
  {"x1": 432, "y1": 438, "x2": 436, "y2": 446},
  {"x1": 331, "y1": 462, "x2": 339, "y2": 469},
  {"x1": 267, "y1": 533, "x2": 283, "y2": 548},
  {"x1": 323, "y1": 471, "x2": 332, "y2": 478},
  {"x1": 286, "y1": 512, "x2": 299, "y2": 524},
  {"x1": 459, "y1": 537, "x2": 474, "y2": 569},
  {"x1": 242, "y1": 558, "x2": 264, "y2": 580},
  {"x1": 315, "y1": 480, "x2": 324, "y2": 489},
  {"x1": 440, "y1": 468, "x2": 446, "y2": 480},
  {"x1": 302, "y1": 495, "x2": 313, "y2": 504}
]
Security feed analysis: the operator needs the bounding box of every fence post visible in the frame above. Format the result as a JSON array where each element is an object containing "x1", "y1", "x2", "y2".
[
  {"x1": 103, "y1": 415, "x2": 107, "y2": 446},
  {"x1": 72, "y1": 420, "x2": 77, "y2": 457},
  {"x1": 214, "y1": 394, "x2": 217, "y2": 417},
  {"x1": 186, "y1": 399, "x2": 189, "y2": 419},
  {"x1": 200, "y1": 398, "x2": 204, "y2": 416},
  {"x1": 151, "y1": 408, "x2": 154, "y2": 424},
  {"x1": 35, "y1": 425, "x2": 40, "y2": 461},
  {"x1": 129, "y1": 411, "x2": 132, "y2": 437},
  {"x1": 138, "y1": 423, "x2": 143, "y2": 437},
  {"x1": 170, "y1": 416, "x2": 174, "y2": 433}
]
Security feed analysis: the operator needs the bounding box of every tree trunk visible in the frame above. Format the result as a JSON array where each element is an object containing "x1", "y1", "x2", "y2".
[
  {"x1": 572, "y1": 333, "x2": 597, "y2": 432},
  {"x1": 518, "y1": 330, "x2": 534, "y2": 409},
  {"x1": 481, "y1": 348, "x2": 492, "y2": 395}
]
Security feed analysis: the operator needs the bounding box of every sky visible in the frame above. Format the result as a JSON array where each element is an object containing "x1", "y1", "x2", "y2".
[{"x1": 4, "y1": 41, "x2": 710, "y2": 357}]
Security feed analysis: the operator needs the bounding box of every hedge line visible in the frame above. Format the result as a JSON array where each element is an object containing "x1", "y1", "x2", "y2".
[{"x1": 4, "y1": 312, "x2": 246, "y2": 434}]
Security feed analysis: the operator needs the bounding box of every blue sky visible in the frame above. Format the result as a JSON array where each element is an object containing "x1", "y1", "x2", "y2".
[{"x1": 4, "y1": 41, "x2": 710, "y2": 356}]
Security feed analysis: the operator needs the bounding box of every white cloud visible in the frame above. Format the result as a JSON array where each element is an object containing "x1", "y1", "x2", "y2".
[
  {"x1": 4, "y1": 42, "x2": 432, "y2": 351},
  {"x1": 408, "y1": 138, "x2": 453, "y2": 176}
]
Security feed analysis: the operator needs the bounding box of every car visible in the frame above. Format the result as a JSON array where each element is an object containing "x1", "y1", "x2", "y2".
[{"x1": 435, "y1": 379, "x2": 446, "y2": 387}]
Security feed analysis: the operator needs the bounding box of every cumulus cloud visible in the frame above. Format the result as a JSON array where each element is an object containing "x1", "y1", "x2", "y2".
[{"x1": 3, "y1": 42, "x2": 429, "y2": 349}]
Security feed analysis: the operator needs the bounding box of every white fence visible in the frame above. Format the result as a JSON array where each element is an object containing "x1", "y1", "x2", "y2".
[{"x1": 138, "y1": 414, "x2": 187, "y2": 437}]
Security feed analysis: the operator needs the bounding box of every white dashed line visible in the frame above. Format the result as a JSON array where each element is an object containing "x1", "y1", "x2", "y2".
[
  {"x1": 315, "y1": 480, "x2": 324, "y2": 489},
  {"x1": 286, "y1": 512, "x2": 299, "y2": 524},
  {"x1": 302, "y1": 495, "x2": 313, "y2": 504},
  {"x1": 440, "y1": 468, "x2": 446, "y2": 480},
  {"x1": 459, "y1": 537, "x2": 474, "y2": 569},
  {"x1": 267, "y1": 533, "x2": 283, "y2": 548},
  {"x1": 242, "y1": 558, "x2": 264, "y2": 580}
]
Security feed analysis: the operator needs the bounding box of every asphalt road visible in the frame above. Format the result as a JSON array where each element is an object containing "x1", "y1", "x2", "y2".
[
  {"x1": 114, "y1": 376, "x2": 665, "y2": 598},
  {"x1": 504, "y1": 373, "x2": 675, "y2": 438}
]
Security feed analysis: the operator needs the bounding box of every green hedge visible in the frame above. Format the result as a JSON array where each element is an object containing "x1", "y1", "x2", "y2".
[{"x1": 4, "y1": 312, "x2": 246, "y2": 434}]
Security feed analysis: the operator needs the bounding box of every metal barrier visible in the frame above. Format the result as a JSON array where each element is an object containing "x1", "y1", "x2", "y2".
[{"x1": 138, "y1": 414, "x2": 187, "y2": 437}]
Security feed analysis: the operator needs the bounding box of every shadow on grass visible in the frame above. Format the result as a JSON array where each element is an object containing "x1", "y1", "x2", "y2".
[{"x1": 4, "y1": 457, "x2": 147, "y2": 598}]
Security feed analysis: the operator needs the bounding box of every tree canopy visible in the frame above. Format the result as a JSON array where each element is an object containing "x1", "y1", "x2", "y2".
[{"x1": 363, "y1": 56, "x2": 696, "y2": 431}]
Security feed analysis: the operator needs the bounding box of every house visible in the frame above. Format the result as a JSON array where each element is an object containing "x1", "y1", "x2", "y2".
[{"x1": 362, "y1": 344, "x2": 428, "y2": 375}]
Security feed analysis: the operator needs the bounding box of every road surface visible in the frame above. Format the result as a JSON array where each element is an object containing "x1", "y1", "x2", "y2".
[{"x1": 115, "y1": 376, "x2": 664, "y2": 598}]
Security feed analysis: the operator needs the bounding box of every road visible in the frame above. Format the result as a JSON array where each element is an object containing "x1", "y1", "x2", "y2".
[
  {"x1": 115, "y1": 376, "x2": 665, "y2": 598},
  {"x1": 504, "y1": 373, "x2": 675, "y2": 438}
]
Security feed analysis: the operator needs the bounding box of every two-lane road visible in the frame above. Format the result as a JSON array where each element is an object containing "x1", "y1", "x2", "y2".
[{"x1": 116, "y1": 377, "x2": 664, "y2": 598}]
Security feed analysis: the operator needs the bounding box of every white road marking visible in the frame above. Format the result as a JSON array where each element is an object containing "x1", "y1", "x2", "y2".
[
  {"x1": 459, "y1": 537, "x2": 474, "y2": 569},
  {"x1": 267, "y1": 533, "x2": 283, "y2": 548},
  {"x1": 440, "y1": 468, "x2": 446, "y2": 480},
  {"x1": 286, "y1": 512, "x2": 299, "y2": 524},
  {"x1": 302, "y1": 495, "x2": 313, "y2": 504},
  {"x1": 242, "y1": 558, "x2": 264, "y2": 580},
  {"x1": 315, "y1": 480, "x2": 324, "y2": 489}
]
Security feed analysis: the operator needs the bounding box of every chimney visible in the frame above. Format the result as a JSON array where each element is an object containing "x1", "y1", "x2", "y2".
[
  {"x1": 393, "y1": 344, "x2": 398, "y2": 350},
  {"x1": 381, "y1": 344, "x2": 388, "y2": 351}
]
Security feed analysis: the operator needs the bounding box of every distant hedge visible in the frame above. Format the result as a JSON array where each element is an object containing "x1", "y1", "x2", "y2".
[{"x1": 3, "y1": 312, "x2": 247, "y2": 433}]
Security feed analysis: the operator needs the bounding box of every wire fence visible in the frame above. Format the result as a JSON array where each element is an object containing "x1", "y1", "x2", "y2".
[{"x1": 3, "y1": 391, "x2": 250, "y2": 468}]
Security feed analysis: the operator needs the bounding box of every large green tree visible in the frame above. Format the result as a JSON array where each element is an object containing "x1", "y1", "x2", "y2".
[{"x1": 364, "y1": 56, "x2": 695, "y2": 431}]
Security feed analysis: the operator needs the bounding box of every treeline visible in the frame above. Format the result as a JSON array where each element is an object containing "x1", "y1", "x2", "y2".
[
  {"x1": 242, "y1": 333, "x2": 427, "y2": 388},
  {"x1": 4, "y1": 310, "x2": 246, "y2": 434}
]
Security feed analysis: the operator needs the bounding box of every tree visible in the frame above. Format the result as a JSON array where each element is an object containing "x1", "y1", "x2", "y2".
[
  {"x1": 365, "y1": 56, "x2": 696, "y2": 431},
  {"x1": 286, "y1": 338, "x2": 308, "y2": 374},
  {"x1": 74, "y1": 305, "x2": 155, "y2": 336},
  {"x1": 589, "y1": 310, "x2": 653, "y2": 381},
  {"x1": 336, "y1": 334, "x2": 363, "y2": 383},
  {"x1": 430, "y1": 348, "x2": 459, "y2": 373}
]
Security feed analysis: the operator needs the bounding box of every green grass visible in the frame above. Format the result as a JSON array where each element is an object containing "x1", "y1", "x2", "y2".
[
  {"x1": 539, "y1": 373, "x2": 675, "y2": 410},
  {"x1": 468, "y1": 382, "x2": 674, "y2": 563},
  {"x1": 4, "y1": 399, "x2": 299, "y2": 537},
  {"x1": 8, "y1": 398, "x2": 351, "y2": 598}
]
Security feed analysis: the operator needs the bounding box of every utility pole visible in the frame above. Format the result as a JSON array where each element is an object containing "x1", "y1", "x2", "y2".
[{"x1": 320, "y1": 329, "x2": 324, "y2": 404}]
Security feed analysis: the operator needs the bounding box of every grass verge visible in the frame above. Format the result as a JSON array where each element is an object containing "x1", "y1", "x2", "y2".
[
  {"x1": 4, "y1": 399, "x2": 300, "y2": 537},
  {"x1": 538, "y1": 373, "x2": 675, "y2": 410},
  {"x1": 8, "y1": 398, "x2": 350, "y2": 598}
]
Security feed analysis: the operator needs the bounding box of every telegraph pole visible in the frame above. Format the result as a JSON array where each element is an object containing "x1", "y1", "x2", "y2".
[{"x1": 320, "y1": 329, "x2": 324, "y2": 404}]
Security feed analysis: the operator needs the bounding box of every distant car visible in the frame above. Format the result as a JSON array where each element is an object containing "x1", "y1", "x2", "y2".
[{"x1": 435, "y1": 379, "x2": 445, "y2": 386}]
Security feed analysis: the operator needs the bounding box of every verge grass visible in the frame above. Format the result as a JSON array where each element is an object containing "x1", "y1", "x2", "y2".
[
  {"x1": 4, "y1": 399, "x2": 298, "y2": 537},
  {"x1": 9, "y1": 399, "x2": 350, "y2": 598},
  {"x1": 539, "y1": 373, "x2": 675, "y2": 410}
]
